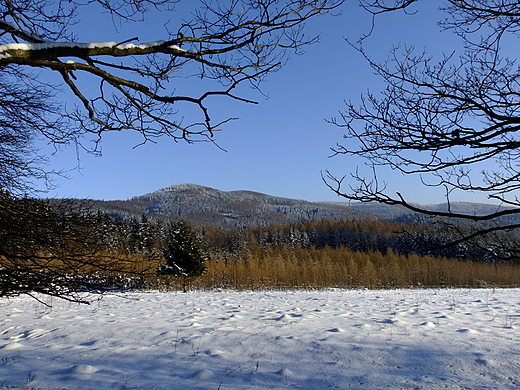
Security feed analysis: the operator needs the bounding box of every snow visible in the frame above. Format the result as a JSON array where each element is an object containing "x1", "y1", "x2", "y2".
[
  {"x1": 0, "y1": 41, "x2": 185, "y2": 53},
  {"x1": 1, "y1": 288, "x2": 519, "y2": 389}
]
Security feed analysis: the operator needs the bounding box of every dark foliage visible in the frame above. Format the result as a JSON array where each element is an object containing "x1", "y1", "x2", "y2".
[
  {"x1": 0, "y1": 191, "x2": 143, "y2": 303},
  {"x1": 158, "y1": 220, "x2": 206, "y2": 292}
]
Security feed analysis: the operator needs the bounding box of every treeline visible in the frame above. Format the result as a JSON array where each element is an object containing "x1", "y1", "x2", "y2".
[
  {"x1": 99, "y1": 213, "x2": 519, "y2": 290},
  {"x1": 88, "y1": 212, "x2": 520, "y2": 265},
  {"x1": 200, "y1": 219, "x2": 515, "y2": 262},
  {"x1": 110, "y1": 215, "x2": 520, "y2": 290},
  {"x1": 193, "y1": 220, "x2": 520, "y2": 290}
]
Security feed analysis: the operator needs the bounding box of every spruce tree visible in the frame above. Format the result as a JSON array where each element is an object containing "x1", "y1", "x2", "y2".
[{"x1": 158, "y1": 220, "x2": 206, "y2": 292}]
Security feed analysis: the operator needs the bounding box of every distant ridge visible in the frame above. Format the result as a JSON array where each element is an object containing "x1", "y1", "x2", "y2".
[
  {"x1": 132, "y1": 183, "x2": 371, "y2": 228},
  {"x1": 92, "y1": 183, "x2": 515, "y2": 229},
  {"x1": 348, "y1": 200, "x2": 513, "y2": 217},
  {"x1": 94, "y1": 183, "x2": 370, "y2": 228}
]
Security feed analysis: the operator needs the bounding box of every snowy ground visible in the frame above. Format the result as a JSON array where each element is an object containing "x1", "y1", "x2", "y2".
[{"x1": 1, "y1": 289, "x2": 519, "y2": 389}]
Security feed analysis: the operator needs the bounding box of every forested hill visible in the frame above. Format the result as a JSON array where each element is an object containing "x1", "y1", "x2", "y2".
[
  {"x1": 90, "y1": 183, "x2": 514, "y2": 229},
  {"x1": 94, "y1": 183, "x2": 373, "y2": 228}
]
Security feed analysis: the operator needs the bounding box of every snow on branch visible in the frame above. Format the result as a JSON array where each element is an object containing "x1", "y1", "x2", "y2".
[{"x1": 0, "y1": 40, "x2": 186, "y2": 61}]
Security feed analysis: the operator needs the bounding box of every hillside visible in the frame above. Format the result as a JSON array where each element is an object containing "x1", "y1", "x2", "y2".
[
  {"x1": 96, "y1": 183, "x2": 373, "y2": 229},
  {"x1": 92, "y1": 183, "x2": 515, "y2": 229}
]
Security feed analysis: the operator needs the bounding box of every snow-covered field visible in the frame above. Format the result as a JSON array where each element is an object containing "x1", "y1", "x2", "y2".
[{"x1": 1, "y1": 288, "x2": 519, "y2": 389}]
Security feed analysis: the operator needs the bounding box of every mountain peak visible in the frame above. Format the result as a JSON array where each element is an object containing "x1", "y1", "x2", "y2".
[{"x1": 153, "y1": 183, "x2": 208, "y2": 193}]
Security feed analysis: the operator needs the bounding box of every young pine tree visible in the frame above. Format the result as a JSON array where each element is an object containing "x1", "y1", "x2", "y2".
[{"x1": 158, "y1": 220, "x2": 206, "y2": 292}]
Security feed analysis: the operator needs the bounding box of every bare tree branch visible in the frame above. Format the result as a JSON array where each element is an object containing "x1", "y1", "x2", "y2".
[
  {"x1": 327, "y1": 0, "x2": 520, "y2": 259},
  {"x1": 0, "y1": 0, "x2": 343, "y2": 194}
]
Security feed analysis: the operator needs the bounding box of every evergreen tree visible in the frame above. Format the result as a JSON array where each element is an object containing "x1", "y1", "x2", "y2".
[{"x1": 158, "y1": 220, "x2": 206, "y2": 292}]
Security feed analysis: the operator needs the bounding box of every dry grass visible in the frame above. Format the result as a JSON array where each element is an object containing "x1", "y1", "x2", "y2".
[
  {"x1": 189, "y1": 245, "x2": 520, "y2": 290},
  {"x1": 23, "y1": 245, "x2": 520, "y2": 292}
]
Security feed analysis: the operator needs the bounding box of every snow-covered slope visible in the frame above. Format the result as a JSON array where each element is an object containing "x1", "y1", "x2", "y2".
[
  {"x1": 1, "y1": 289, "x2": 519, "y2": 389},
  {"x1": 127, "y1": 183, "x2": 369, "y2": 228},
  {"x1": 94, "y1": 183, "x2": 520, "y2": 230}
]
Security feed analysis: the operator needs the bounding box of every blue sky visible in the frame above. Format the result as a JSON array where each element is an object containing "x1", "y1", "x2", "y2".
[{"x1": 37, "y1": 1, "x2": 468, "y2": 203}]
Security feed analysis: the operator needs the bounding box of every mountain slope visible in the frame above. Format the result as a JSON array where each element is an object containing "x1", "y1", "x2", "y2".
[
  {"x1": 98, "y1": 183, "x2": 372, "y2": 228},
  {"x1": 94, "y1": 183, "x2": 516, "y2": 229}
]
